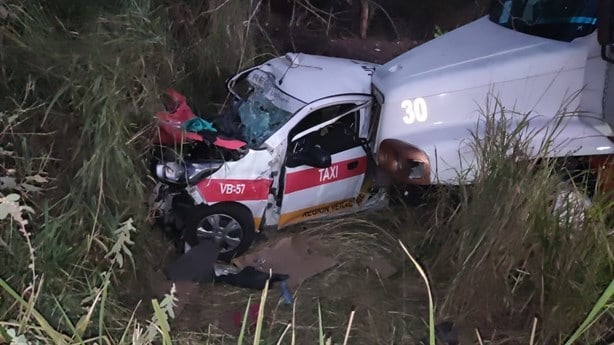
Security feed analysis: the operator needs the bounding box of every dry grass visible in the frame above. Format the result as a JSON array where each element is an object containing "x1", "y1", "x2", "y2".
[
  {"x1": 0, "y1": 0, "x2": 260, "y2": 342},
  {"x1": 1, "y1": 1, "x2": 612, "y2": 345},
  {"x1": 420, "y1": 100, "x2": 614, "y2": 344}
]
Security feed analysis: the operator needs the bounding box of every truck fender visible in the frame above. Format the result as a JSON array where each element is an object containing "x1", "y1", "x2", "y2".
[{"x1": 377, "y1": 117, "x2": 614, "y2": 186}]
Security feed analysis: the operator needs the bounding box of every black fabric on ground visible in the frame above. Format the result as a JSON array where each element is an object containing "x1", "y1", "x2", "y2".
[
  {"x1": 166, "y1": 241, "x2": 220, "y2": 283},
  {"x1": 215, "y1": 266, "x2": 289, "y2": 290}
]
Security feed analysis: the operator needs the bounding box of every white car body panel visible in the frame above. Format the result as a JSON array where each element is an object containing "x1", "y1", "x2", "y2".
[
  {"x1": 188, "y1": 13, "x2": 613, "y2": 230},
  {"x1": 266, "y1": 95, "x2": 373, "y2": 148},
  {"x1": 264, "y1": 94, "x2": 373, "y2": 227},
  {"x1": 253, "y1": 53, "x2": 377, "y2": 104},
  {"x1": 190, "y1": 149, "x2": 273, "y2": 227},
  {"x1": 372, "y1": 16, "x2": 613, "y2": 183},
  {"x1": 279, "y1": 146, "x2": 368, "y2": 226}
]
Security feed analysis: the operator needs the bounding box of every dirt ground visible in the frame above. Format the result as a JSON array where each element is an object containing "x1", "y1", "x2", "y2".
[{"x1": 128, "y1": 206, "x2": 439, "y2": 344}]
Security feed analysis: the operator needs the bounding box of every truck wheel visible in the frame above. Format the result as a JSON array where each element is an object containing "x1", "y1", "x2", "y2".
[
  {"x1": 183, "y1": 203, "x2": 255, "y2": 262},
  {"x1": 553, "y1": 163, "x2": 596, "y2": 227},
  {"x1": 553, "y1": 183, "x2": 592, "y2": 228}
]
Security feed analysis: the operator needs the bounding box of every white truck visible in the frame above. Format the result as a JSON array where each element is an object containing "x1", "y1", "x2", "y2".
[{"x1": 152, "y1": 0, "x2": 614, "y2": 261}]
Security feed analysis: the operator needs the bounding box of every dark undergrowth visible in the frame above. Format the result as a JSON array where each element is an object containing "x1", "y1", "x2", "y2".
[{"x1": 0, "y1": 1, "x2": 612, "y2": 344}]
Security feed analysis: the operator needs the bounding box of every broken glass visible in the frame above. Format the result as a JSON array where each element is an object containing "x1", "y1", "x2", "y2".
[{"x1": 236, "y1": 70, "x2": 306, "y2": 147}]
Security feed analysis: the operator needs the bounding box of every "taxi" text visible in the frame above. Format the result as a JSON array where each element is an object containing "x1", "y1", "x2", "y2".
[{"x1": 318, "y1": 165, "x2": 338, "y2": 182}]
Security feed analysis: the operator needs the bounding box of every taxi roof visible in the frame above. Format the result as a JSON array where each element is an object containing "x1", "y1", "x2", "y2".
[{"x1": 257, "y1": 53, "x2": 379, "y2": 104}]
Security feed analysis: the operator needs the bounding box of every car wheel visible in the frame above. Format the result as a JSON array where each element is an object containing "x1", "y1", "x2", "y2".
[{"x1": 183, "y1": 203, "x2": 255, "y2": 262}]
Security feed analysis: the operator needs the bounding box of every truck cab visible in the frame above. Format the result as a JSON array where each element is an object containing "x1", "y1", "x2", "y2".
[
  {"x1": 372, "y1": 0, "x2": 614, "y2": 188},
  {"x1": 154, "y1": 0, "x2": 614, "y2": 260}
]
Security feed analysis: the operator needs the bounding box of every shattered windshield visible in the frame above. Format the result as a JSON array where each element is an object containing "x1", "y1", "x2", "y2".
[
  {"x1": 232, "y1": 69, "x2": 306, "y2": 148},
  {"x1": 489, "y1": 0, "x2": 598, "y2": 41}
]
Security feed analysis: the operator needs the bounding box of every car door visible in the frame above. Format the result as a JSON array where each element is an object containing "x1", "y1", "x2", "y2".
[{"x1": 278, "y1": 103, "x2": 369, "y2": 226}]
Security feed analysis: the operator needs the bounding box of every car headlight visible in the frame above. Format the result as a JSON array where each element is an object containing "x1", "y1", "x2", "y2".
[{"x1": 155, "y1": 161, "x2": 223, "y2": 184}]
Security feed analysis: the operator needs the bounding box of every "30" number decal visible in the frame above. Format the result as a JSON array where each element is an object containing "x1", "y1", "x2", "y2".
[{"x1": 401, "y1": 97, "x2": 428, "y2": 124}]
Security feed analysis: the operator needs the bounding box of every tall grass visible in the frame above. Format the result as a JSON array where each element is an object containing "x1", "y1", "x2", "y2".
[
  {"x1": 0, "y1": 0, "x2": 260, "y2": 341},
  {"x1": 422, "y1": 98, "x2": 614, "y2": 343},
  {"x1": 1, "y1": 1, "x2": 612, "y2": 344},
  {"x1": 0, "y1": 200, "x2": 178, "y2": 344},
  {"x1": 1, "y1": 0, "x2": 175, "y2": 326}
]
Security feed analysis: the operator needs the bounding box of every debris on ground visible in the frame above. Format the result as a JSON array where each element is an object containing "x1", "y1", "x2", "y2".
[
  {"x1": 231, "y1": 234, "x2": 338, "y2": 289},
  {"x1": 165, "y1": 241, "x2": 219, "y2": 283},
  {"x1": 215, "y1": 265, "x2": 289, "y2": 290},
  {"x1": 156, "y1": 233, "x2": 338, "y2": 325},
  {"x1": 164, "y1": 241, "x2": 292, "y2": 296}
]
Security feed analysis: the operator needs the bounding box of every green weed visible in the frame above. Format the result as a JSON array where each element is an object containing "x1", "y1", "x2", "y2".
[
  {"x1": 423, "y1": 96, "x2": 614, "y2": 343},
  {"x1": 1, "y1": 1, "x2": 612, "y2": 345},
  {"x1": 1, "y1": 0, "x2": 260, "y2": 342}
]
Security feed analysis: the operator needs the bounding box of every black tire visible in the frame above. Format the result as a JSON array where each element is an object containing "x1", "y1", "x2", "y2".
[{"x1": 183, "y1": 203, "x2": 255, "y2": 262}]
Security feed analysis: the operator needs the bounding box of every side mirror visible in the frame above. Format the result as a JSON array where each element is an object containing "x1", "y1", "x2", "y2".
[
  {"x1": 287, "y1": 145, "x2": 332, "y2": 168},
  {"x1": 599, "y1": 0, "x2": 614, "y2": 63}
]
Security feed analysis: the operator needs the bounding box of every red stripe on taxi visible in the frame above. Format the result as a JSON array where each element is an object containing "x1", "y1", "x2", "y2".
[
  {"x1": 196, "y1": 178, "x2": 271, "y2": 202},
  {"x1": 284, "y1": 156, "x2": 367, "y2": 194}
]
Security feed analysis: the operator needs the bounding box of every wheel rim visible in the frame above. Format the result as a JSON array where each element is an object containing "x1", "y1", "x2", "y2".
[
  {"x1": 196, "y1": 214, "x2": 242, "y2": 253},
  {"x1": 554, "y1": 187, "x2": 592, "y2": 227}
]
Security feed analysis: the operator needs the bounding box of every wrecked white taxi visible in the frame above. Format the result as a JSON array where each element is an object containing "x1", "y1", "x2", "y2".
[{"x1": 151, "y1": 0, "x2": 614, "y2": 261}]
